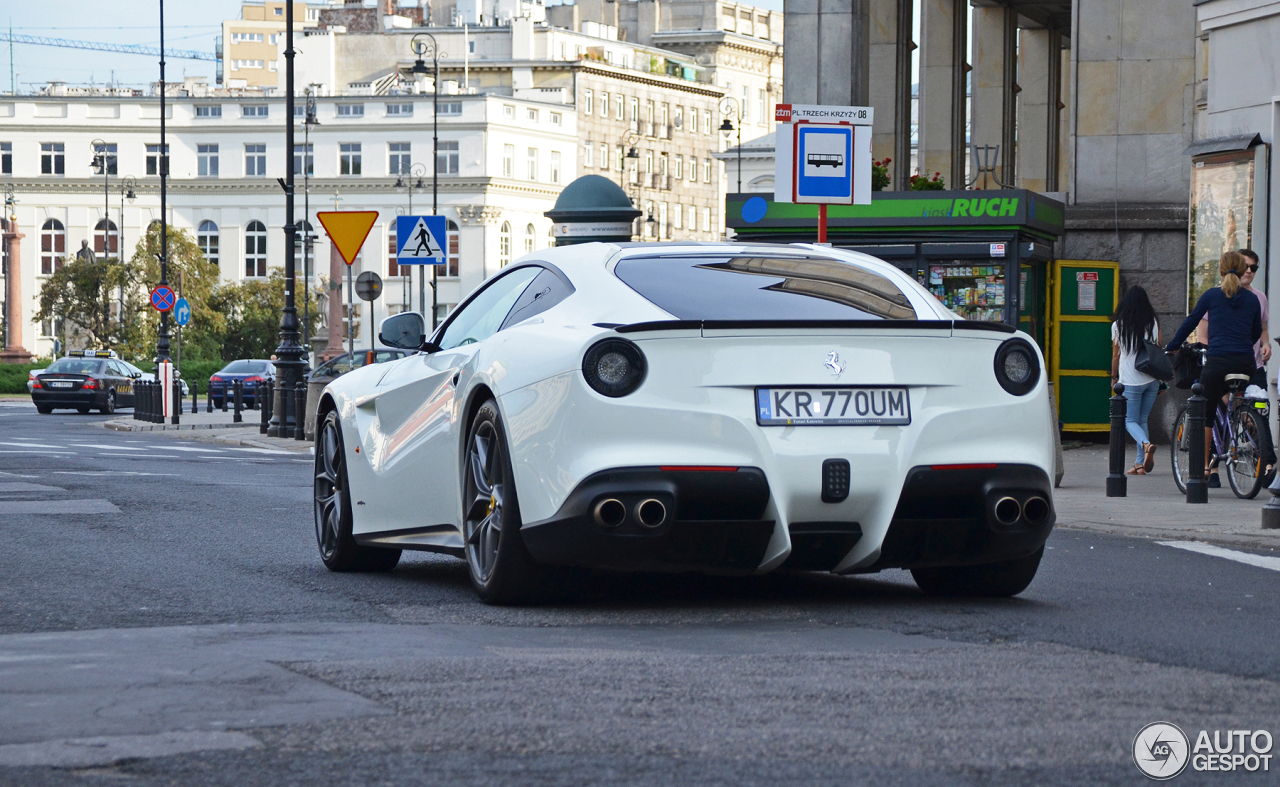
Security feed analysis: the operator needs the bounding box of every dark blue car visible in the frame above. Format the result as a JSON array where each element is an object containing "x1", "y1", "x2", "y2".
[{"x1": 209, "y1": 359, "x2": 274, "y2": 408}]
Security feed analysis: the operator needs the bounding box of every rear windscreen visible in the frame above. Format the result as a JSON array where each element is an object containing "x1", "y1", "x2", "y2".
[
  {"x1": 43, "y1": 359, "x2": 103, "y2": 375},
  {"x1": 220, "y1": 361, "x2": 269, "y2": 375},
  {"x1": 614, "y1": 256, "x2": 917, "y2": 321}
]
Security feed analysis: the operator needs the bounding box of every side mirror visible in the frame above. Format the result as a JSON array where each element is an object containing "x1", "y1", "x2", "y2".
[
  {"x1": 131, "y1": 372, "x2": 142, "y2": 379},
  {"x1": 379, "y1": 311, "x2": 427, "y2": 350}
]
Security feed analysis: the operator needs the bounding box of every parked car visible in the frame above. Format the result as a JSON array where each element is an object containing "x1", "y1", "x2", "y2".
[
  {"x1": 307, "y1": 349, "x2": 409, "y2": 382},
  {"x1": 311, "y1": 242, "x2": 1055, "y2": 604},
  {"x1": 31, "y1": 351, "x2": 139, "y2": 414},
  {"x1": 209, "y1": 360, "x2": 275, "y2": 408}
]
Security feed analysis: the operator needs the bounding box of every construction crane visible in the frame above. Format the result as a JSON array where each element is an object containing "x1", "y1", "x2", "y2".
[{"x1": 1, "y1": 32, "x2": 216, "y2": 62}]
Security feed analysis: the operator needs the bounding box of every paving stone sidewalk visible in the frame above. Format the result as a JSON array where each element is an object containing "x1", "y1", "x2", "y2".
[{"x1": 102, "y1": 409, "x2": 311, "y2": 454}]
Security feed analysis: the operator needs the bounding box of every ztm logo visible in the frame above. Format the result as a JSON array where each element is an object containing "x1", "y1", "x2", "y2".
[
  {"x1": 775, "y1": 104, "x2": 792, "y2": 122},
  {"x1": 1134, "y1": 722, "x2": 1190, "y2": 780}
]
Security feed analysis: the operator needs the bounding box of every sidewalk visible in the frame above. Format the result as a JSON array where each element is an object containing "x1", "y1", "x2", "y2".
[
  {"x1": 101, "y1": 408, "x2": 311, "y2": 454},
  {"x1": 1054, "y1": 444, "x2": 1280, "y2": 551}
]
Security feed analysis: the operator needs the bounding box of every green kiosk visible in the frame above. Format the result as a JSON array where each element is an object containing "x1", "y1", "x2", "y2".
[{"x1": 726, "y1": 190, "x2": 1116, "y2": 431}]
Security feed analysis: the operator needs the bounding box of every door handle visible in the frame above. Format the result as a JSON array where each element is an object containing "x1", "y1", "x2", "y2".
[{"x1": 451, "y1": 372, "x2": 460, "y2": 387}]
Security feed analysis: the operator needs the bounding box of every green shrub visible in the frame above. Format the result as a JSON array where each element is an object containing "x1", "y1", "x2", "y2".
[{"x1": 0, "y1": 361, "x2": 52, "y2": 395}]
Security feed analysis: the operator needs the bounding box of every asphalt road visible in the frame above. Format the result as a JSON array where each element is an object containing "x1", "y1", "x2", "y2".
[{"x1": 1, "y1": 399, "x2": 1278, "y2": 786}]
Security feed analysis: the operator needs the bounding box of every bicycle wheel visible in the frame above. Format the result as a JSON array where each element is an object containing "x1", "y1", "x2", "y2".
[
  {"x1": 1170, "y1": 404, "x2": 1191, "y2": 494},
  {"x1": 1226, "y1": 406, "x2": 1266, "y2": 499}
]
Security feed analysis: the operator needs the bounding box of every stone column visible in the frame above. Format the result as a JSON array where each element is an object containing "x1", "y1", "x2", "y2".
[
  {"x1": 970, "y1": 5, "x2": 1018, "y2": 188},
  {"x1": 321, "y1": 242, "x2": 344, "y2": 361},
  {"x1": 1, "y1": 218, "x2": 34, "y2": 364},
  {"x1": 918, "y1": 0, "x2": 967, "y2": 188},
  {"x1": 869, "y1": 0, "x2": 914, "y2": 189},
  {"x1": 1017, "y1": 28, "x2": 1054, "y2": 194},
  {"x1": 783, "y1": 0, "x2": 871, "y2": 106}
]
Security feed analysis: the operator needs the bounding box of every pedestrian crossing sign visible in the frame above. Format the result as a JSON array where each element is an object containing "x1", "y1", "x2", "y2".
[{"x1": 396, "y1": 215, "x2": 448, "y2": 266}]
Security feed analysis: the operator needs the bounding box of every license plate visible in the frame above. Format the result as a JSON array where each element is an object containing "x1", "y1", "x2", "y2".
[
  {"x1": 49, "y1": 381, "x2": 73, "y2": 388},
  {"x1": 756, "y1": 387, "x2": 911, "y2": 426}
]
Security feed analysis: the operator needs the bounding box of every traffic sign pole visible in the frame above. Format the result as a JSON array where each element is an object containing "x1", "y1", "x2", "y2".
[{"x1": 818, "y1": 204, "x2": 827, "y2": 244}]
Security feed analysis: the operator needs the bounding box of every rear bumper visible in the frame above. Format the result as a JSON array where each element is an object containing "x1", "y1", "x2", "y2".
[
  {"x1": 30, "y1": 390, "x2": 103, "y2": 408},
  {"x1": 520, "y1": 466, "x2": 775, "y2": 573},
  {"x1": 863, "y1": 463, "x2": 1055, "y2": 571}
]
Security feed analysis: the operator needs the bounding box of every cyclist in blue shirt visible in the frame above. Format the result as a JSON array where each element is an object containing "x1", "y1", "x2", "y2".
[{"x1": 1166, "y1": 250, "x2": 1262, "y2": 478}]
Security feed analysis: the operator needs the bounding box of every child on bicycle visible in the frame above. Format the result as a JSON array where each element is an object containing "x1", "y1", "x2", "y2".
[{"x1": 1166, "y1": 251, "x2": 1263, "y2": 482}]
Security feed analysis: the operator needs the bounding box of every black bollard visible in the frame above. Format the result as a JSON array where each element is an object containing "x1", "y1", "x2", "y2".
[
  {"x1": 191, "y1": 381, "x2": 199, "y2": 415},
  {"x1": 206, "y1": 381, "x2": 213, "y2": 412},
  {"x1": 233, "y1": 379, "x2": 243, "y2": 424},
  {"x1": 295, "y1": 380, "x2": 307, "y2": 441},
  {"x1": 1187, "y1": 382, "x2": 1208, "y2": 504},
  {"x1": 279, "y1": 380, "x2": 292, "y2": 439},
  {"x1": 260, "y1": 380, "x2": 271, "y2": 435},
  {"x1": 1107, "y1": 383, "x2": 1127, "y2": 497},
  {"x1": 152, "y1": 381, "x2": 162, "y2": 424},
  {"x1": 171, "y1": 379, "x2": 180, "y2": 425},
  {"x1": 220, "y1": 382, "x2": 227, "y2": 411}
]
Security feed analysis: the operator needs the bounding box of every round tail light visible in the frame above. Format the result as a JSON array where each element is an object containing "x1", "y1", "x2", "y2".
[
  {"x1": 582, "y1": 338, "x2": 646, "y2": 398},
  {"x1": 993, "y1": 338, "x2": 1040, "y2": 396}
]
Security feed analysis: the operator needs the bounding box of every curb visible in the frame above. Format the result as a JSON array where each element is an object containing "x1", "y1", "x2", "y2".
[
  {"x1": 1058, "y1": 522, "x2": 1279, "y2": 553},
  {"x1": 102, "y1": 420, "x2": 250, "y2": 432}
]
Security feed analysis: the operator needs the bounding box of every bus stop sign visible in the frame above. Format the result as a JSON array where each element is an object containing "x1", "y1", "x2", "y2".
[{"x1": 774, "y1": 104, "x2": 873, "y2": 206}]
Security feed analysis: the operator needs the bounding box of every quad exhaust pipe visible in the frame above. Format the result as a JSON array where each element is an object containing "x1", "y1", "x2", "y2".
[
  {"x1": 590, "y1": 497, "x2": 668, "y2": 528},
  {"x1": 635, "y1": 498, "x2": 667, "y2": 528},
  {"x1": 592, "y1": 498, "x2": 627, "y2": 528},
  {"x1": 991, "y1": 495, "x2": 1050, "y2": 526}
]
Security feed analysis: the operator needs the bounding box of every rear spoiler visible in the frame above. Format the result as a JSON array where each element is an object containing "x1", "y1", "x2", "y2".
[{"x1": 600, "y1": 319, "x2": 1016, "y2": 335}]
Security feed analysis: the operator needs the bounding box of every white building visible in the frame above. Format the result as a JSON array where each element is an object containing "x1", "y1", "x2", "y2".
[{"x1": 0, "y1": 82, "x2": 577, "y2": 358}]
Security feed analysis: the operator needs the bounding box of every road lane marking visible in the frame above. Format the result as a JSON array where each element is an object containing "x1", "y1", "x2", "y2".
[
  {"x1": 0, "y1": 731, "x2": 261, "y2": 768},
  {"x1": 68, "y1": 444, "x2": 147, "y2": 451},
  {"x1": 159, "y1": 446, "x2": 227, "y2": 453},
  {"x1": 0, "y1": 441, "x2": 63, "y2": 449},
  {"x1": 53, "y1": 472, "x2": 176, "y2": 477},
  {"x1": 1157, "y1": 541, "x2": 1280, "y2": 573},
  {"x1": 0, "y1": 482, "x2": 66, "y2": 493},
  {"x1": 0, "y1": 450, "x2": 74, "y2": 455},
  {"x1": 0, "y1": 499, "x2": 120, "y2": 514}
]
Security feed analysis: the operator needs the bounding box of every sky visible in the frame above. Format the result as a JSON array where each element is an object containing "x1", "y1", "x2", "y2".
[{"x1": 2, "y1": 0, "x2": 791, "y2": 93}]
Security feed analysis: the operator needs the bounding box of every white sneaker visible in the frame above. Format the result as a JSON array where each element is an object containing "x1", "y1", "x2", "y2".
[{"x1": 1245, "y1": 385, "x2": 1268, "y2": 400}]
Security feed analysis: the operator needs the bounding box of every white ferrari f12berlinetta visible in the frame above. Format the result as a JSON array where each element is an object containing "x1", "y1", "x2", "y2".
[{"x1": 313, "y1": 242, "x2": 1056, "y2": 603}]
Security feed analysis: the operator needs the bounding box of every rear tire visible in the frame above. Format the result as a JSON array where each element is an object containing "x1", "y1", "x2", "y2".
[
  {"x1": 910, "y1": 548, "x2": 1044, "y2": 598},
  {"x1": 1226, "y1": 407, "x2": 1266, "y2": 499},
  {"x1": 99, "y1": 390, "x2": 116, "y2": 415},
  {"x1": 313, "y1": 410, "x2": 402, "y2": 573},
  {"x1": 1170, "y1": 405, "x2": 1191, "y2": 494},
  {"x1": 463, "y1": 399, "x2": 562, "y2": 605}
]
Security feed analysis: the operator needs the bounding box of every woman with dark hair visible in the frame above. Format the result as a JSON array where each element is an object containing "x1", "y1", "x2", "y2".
[
  {"x1": 1111, "y1": 286, "x2": 1161, "y2": 473},
  {"x1": 1166, "y1": 250, "x2": 1263, "y2": 478}
]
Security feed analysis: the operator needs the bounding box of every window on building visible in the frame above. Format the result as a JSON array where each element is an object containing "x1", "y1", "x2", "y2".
[
  {"x1": 550, "y1": 112, "x2": 561, "y2": 126},
  {"x1": 527, "y1": 108, "x2": 539, "y2": 122},
  {"x1": 336, "y1": 104, "x2": 364, "y2": 117},
  {"x1": 703, "y1": 109, "x2": 711, "y2": 134},
  {"x1": 629, "y1": 97, "x2": 638, "y2": 125},
  {"x1": 659, "y1": 153, "x2": 668, "y2": 177},
  {"x1": 245, "y1": 144, "x2": 266, "y2": 177},
  {"x1": 661, "y1": 103, "x2": 669, "y2": 128},
  {"x1": 599, "y1": 142, "x2": 608, "y2": 170},
  {"x1": 527, "y1": 147, "x2": 538, "y2": 181},
  {"x1": 583, "y1": 141, "x2": 593, "y2": 168},
  {"x1": 269, "y1": 61, "x2": 278, "y2": 73},
  {"x1": 198, "y1": 221, "x2": 219, "y2": 268},
  {"x1": 674, "y1": 155, "x2": 683, "y2": 181},
  {"x1": 583, "y1": 89, "x2": 593, "y2": 115},
  {"x1": 645, "y1": 100, "x2": 654, "y2": 127},
  {"x1": 503, "y1": 105, "x2": 515, "y2": 119},
  {"x1": 600, "y1": 91, "x2": 609, "y2": 117},
  {"x1": 437, "y1": 140, "x2": 459, "y2": 175},
  {"x1": 243, "y1": 105, "x2": 269, "y2": 118},
  {"x1": 146, "y1": 143, "x2": 169, "y2": 177},
  {"x1": 674, "y1": 106, "x2": 683, "y2": 130},
  {"x1": 340, "y1": 143, "x2": 362, "y2": 175},
  {"x1": 198, "y1": 144, "x2": 219, "y2": 177},
  {"x1": 92, "y1": 143, "x2": 117, "y2": 176},
  {"x1": 40, "y1": 219, "x2": 65, "y2": 274},
  {"x1": 195, "y1": 105, "x2": 221, "y2": 118},
  {"x1": 560, "y1": 42, "x2": 567, "y2": 60},
  {"x1": 270, "y1": 33, "x2": 279, "y2": 45},
  {"x1": 701, "y1": 207, "x2": 711, "y2": 232},
  {"x1": 673, "y1": 203, "x2": 683, "y2": 230},
  {"x1": 92, "y1": 218, "x2": 119, "y2": 256},
  {"x1": 499, "y1": 221, "x2": 511, "y2": 266},
  {"x1": 231, "y1": 32, "x2": 264, "y2": 43},
  {"x1": 0, "y1": 142, "x2": 9, "y2": 175},
  {"x1": 293, "y1": 142, "x2": 314, "y2": 176},
  {"x1": 389, "y1": 142, "x2": 411, "y2": 175},
  {"x1": 615, "y1": 94, "x2": 624, "y2": 120},
  {"x1": 447, "y1": 220, "x2": 460, "y2": 277},
  {"x1": 688, "y1": 157, "x2": 697, "y2": 181},
  {"x1": 644, "y1": 150, "x2": 652, "y2": 174},
  {"x1": 524, "y1": 223, "x2": 536, "y2": 255},
  {"x1": 503, "y1": 144, "x2": 514, "y2": 177},
  {"x1": 245, "y1": 220, "x2": 267, "y2": 277},
  {"x1": 550, "y1": 151, "x2": 561, "y2": 184},
  {"x1": 687, "y1": 205, "x2": 696, "y2": 230},
  {"x1": 758, "y1": 89, "x2": 767, "y2": 125},
  {"x1": 703, "y1": 158, "x2": 712, "y2": 183},
  {"x1": 439, "y1": 102, "x2": 462, "y2": 115},
  {"x1": 387, "y1": 224, "x2": 400, "y2": 278},
  {"x1": 386, "y1": 103, "x2": 413, "y2": 116},
  {"x1": 742, "y1": 84, "x2": 750, "y2": 123}
]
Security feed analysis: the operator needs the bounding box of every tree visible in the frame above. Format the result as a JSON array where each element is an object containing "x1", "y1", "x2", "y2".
[
  {"x1": 209, "y1": 269, "x2": 323, "y2": 361},
  {"x1": 34, "y1": 252, "x2": 132, "y2": 351}
]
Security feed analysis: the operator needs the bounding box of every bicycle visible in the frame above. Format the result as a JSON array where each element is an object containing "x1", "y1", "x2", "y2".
[{"x1": 1170, "y1": 343, "x2": 1270, "y2": 499}]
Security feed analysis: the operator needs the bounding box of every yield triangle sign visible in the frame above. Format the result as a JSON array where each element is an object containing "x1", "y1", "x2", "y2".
[{"x1": 317, "y1": 210, "x2": 379, "y2": 265}]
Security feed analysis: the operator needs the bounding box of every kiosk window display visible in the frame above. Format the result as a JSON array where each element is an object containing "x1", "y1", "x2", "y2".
[{"x1": 926, "y1": 263, "x2": 1007, "y2": 322}]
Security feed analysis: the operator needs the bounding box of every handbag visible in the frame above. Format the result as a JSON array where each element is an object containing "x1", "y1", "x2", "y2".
[{"x1": 1135, "y1": 339, "x2": 1174, "y2": 382}]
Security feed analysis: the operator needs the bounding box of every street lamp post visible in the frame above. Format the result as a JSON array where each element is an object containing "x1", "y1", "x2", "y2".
[
  {"x1": 268, "y1": 0, "x2": 305, "y2": 438},
  {"x1": 118, "y1": 176, "x2": 136, "y2": 326},
  {"x1": 301, "y1": 87, "x2": 319, "y2": 354},
  {"x1": 719, "y1": 97, "x2": 742, "y2": 194},
  {"x1": 395, "y1": 162, "x2": 428, "y2": 315},
  {"x1": 156, "y1": 1, "x2": 172, "y2": 379},
  {"x1": 410, "y1": 33, "x2": 444, "y2": 329}
]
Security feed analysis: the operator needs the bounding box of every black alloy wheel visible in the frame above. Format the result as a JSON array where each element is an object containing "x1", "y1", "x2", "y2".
[
  {"x1": 100, "y1": 390, "x2": 116, "y2": 415},
  {"x1": 462, "y1": 400, "x2": 559, "y2": 604},
  {"x1": 313, "y1": 410, "x2": 401, "y2": 573}
]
